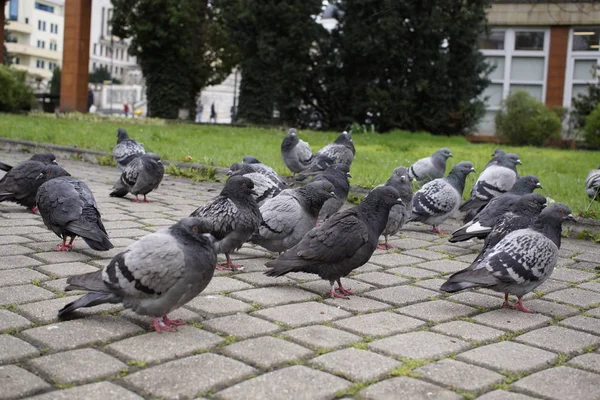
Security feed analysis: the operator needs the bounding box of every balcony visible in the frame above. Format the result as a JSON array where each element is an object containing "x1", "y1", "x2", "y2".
[
  {"x1": 5, "y1": 43, "x2": 61, "y2": 61},
  {"x1": 6, "y1": 20, "x2": 33, "y2": 34},
  {"x1": 11, "y1": 64, "x2": 52, "y2": 80}
]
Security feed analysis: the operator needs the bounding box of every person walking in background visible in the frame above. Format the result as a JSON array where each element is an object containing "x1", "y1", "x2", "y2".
[
  {"x1": 195, "y1": 102, "x2": 204, "y2": 123},
  {"x1": 209, "y1": 102, "x2": 217, "y2": 123},
  {"x1": 123, "y1": 103, "x2": 130, "y2": 118}
]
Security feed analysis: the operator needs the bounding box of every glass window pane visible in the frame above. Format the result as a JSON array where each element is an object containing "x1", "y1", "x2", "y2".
[
  {"x1": 511, "y1": 57, "x2": 545, "y2": 81},
  {"x1": 573, "y1": 59, "x2": 598, "y2": 81},
  {"x1": 572, "y1": 28, "x2": 600, "y2": 51},
  {"x1": 515, "y1": 32, "x2": 544, "y2": 51},
  {"x1": 572, "y1": 84, "x2": 591, "y2": 100},
  {"x1": 481, "y1": 83, "x2": 504, "y2": 107},
  {"x1": 509, "y1": 85, "x2": 543, "y2": 101},
  {"x1": 479, "y1": 31, "x2": 505, "y2": 50},
  {"x1": 476, "y1": 111, "x2": 498, "y2": 134},
  {"x1": 486, "y1": 56, "x2": 505, "y2": 80}
]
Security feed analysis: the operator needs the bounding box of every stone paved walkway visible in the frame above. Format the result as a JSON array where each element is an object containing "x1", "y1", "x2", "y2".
[{"x1": 0, "y1": 150, "x2": 599, "y2": 400}]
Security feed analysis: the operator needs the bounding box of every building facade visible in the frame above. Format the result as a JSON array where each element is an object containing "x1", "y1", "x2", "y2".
[
  {"x1": 4, "y1": 0, "x2": 64, "y2": 85},
  {"x1": 478, "y1": 1, "x2": 600, "y2": 135}
]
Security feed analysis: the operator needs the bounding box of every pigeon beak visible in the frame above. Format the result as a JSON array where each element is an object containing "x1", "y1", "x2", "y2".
[
  {"x1": 449, "y1": 154, "x2": 453, "y2": 158},
  {"x1": 566, "y1": 214, "x2": 577, "y2": 222},
  {"x1": 330, "y1": 192, "x2": 337, "y2": 199},
  {"x1": 516, "y1": 159, "x2": 523, "y2": 165},
  {"x1": 36, "y1": 172, "x2": 44, "y2": 180},
  {"x1": 536, "y1": 183, "x2": 543, "y2": 189},
  {"x1": 52, "y1": 160, "x2": 58, "y2": 164},
  {"x1": 470, "y1": 168, "x2": 476, "y2": 173},
  {"x1": 347, "y1": 173, "x2": 352, "y2": 178},
  {"x1": 396, "y1": 198, "x2": 405, "y2": 206},
  {"x1": 226, "y1": 170, "x2": 233, "y2": 176}
]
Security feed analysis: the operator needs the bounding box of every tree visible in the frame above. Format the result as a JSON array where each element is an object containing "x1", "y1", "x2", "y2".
[
  {"x1": 49, "y1": 66, "x2": 60, "y2": 95},
  {"x1": 111, "y1": 0, "x2": 238, "y2": 119},
  {"x1": 88, "y1": 65, "x2": 120, "y2": 84}
]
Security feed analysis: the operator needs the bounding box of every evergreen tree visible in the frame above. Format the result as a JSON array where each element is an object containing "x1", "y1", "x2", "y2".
[{"x1": 49, "y1": 66, "x2": 60, "y2": 95}]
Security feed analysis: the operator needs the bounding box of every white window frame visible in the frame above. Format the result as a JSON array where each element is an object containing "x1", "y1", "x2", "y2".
[{"x1": 563, "y1": 27, "x2": 600, "y2": 108}]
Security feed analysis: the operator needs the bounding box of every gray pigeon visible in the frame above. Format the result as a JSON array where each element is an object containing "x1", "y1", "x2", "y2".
[
  {"x1": 378, "y1": 166, "x2": 414, "y2": 249},
  {"x1": 250, "y1": 181, "x2": 336, "y2": 254},
  {"x1": 0, "y1": 162, "x2": 70, "y2": 213},
  {"x1": 0, "y1": 152, "x2": 57, "y2": 172},
  {"x1": 113, "y1": 128, "x2": 145, "y2": 171},
  {"x1": 407, "y1": 161, "x2": 476, "y2": 234},
  {"x1": 265, "y1": 186, "x2": 403, "y2": 299},
  {"x1": 459, "y1": 153, "x2": 521, "y2": 223},
  {"x1": 585, "y1": 164, "x2": 600, "y2": 201},
  {"x1": 227, "y1": 162, "x2": 285, "y2": 206},
  {"x1": 110, "y1": 153, "x2": 165, "y2": 202},
  {"x1": 440, "y1": 204, "x2": 576, "y2": 313},
  {"x1": 408, "y1": 148, "x2": 453, "y2": 183},
  {"x1": 190, "y1": 175, "x2": 261, "y2": 270},
  {"x1": 311, "y1": 163, "x2": 351, "y2": 221},
  {"x1": 485, "y1": 148, "x2": 507, "y2": 169},
  {"x1": 241, "y1": 156, "x2": 286, "y2": 187},
  {"x1": 58, "y1": 217, "x2": 217, "y2": 332},
  {"x1": 281, "y1": 128, "x2": 313, "y2": 175},
  {"x1": 314, "y1": 131, "x2": 355, "y2": 167},
  {"x1": 36, "y1": 176, "x2": 114, "y2": 252},
  {"x1": 450, "y1": 175, "x2": 543, "y2": 242}
]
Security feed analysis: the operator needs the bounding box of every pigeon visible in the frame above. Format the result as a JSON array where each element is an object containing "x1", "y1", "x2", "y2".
[
  {"x1": 265, "y1": 186, "x2": 403, "y2": 299},
  {"x1": 0, "y1": 162, "x2": 70, "y2": 213},
  {"x1": 227, "y1": 162, "x2": 285, "y2": 206},
  {"x1": 0, "y1": 152, "x2": 57, "y2": 172},
  {"x1": 313, "y1": 131, "x2": 355, "y2": 167},
  {"x1": 408, "y1": 148, "x2": 453, "y2": 183},
  {"x1": 378, "y1": 166, "x2": 414, "y2": 249},
  {"x1": 311, "y1": 163, "x2": 351, "y2": 221},
  {"x1": 110, "y1": 153, "x2": 165, "y2": 202},
  {"x1": 585, "y1": 164, "x2": 600, "y2": 201},
  {"x1": 58, "y1": 217, "x2": 218, "y2": 332},
  {"x1": 281, "y1": 128, "x2": 313, "y2": 175},
  {"x1": 112, "y1": 128, "x2": 145, "y2": 171},
  {"x1": 250, "y1": 180, "x2": 336, "y2": 254},
  {"x1": 485, "y1": 148, "x2": 507, "y2": 169},
  {"x1": 407, "y1": 161, "x2": 476, "y2": 234},
  {"x1": 459, "y1": 153, "x2": 521, "y2": 223},
  {"x1": 241, "y1": 156, "x2": 286, "y2": 187},
  {"x1": 449, "y1": 175, "x2": 543, "y2": 242},
  {"x1": 36, "y1": 176, "x2": 114, "y2": 252},
  {"x1": 440, "y1": 204, "x2": 576, "y2": 313},
  {"x1": 190, "y1": 175, "x2": 261, "y2": 270}
]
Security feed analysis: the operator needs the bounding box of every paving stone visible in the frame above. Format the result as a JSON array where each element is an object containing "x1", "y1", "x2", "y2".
[
  {"x1": 414, "y1": 359, "x2": 504, "y2": 391},
  {"x1": 360, "y1": 376, "x2": 462, "y2": 400},
  {"x1": 427, "y1": 244, "x2": 475, "y2": 256},
  {"x1": 386, "y1": 266, "x2": 440, "y2": 279},
  {"x1": 184, "y1": 294, "x2": 253, "y2": 316},
  {"x1": 311, "y1": 348, "x2": 402, "y2": 381},
  {"x1": 473, "y1": 308, "x2": 552, "y2": 332},
  {"x1": 456, "y1": 341, "x2": 557, "y2": 373},
  {"x1": 26, "y1": 382, "x2": 144, "y2": 400},
  {"x1": 516, "y1": 325, "x2": 600, "y2": 354},
  {"x1": 21, "y1": 316, "x2": 143, "y2": 351},
  {"x1": 230, "y1": 286, "x2": 318, "y2": 307},
  {"x1": 369, "y1": 253, "x2": 425, "y2": 267},
  {"x1": 586, "y1": 307, "x2": 600, "y2": 318},
  {"x1": 40, "y1": 278, "x2": 71, "y2": 295},
  {"x1": 561, "y1": 315, "x2": 600, "y2": 335},
  {"x1": 286, "y1": 271, "x2": 322, "y2": 282},
  {"x1": 15, "y1": 297, "x2": 122, "y2": 324},
  {"x1": 0, "y1": 268, "x2": 49, "y2": 287},
  {"x1": 0, "y1": 284, "x2": 55, "y2": 305},
  {"x1": 0, "y1": 364, "x2": 52, "y2": 399},
  {"x1": 529, "y1": 279, "x2": 570, "y2": 296},
  {"x1": 416, "y1": 259, "x2": 471, "y2": 274},
  {"x1": 0, "y1": 235, "x2": 32, "y2": 244},
  {"x1": 33, "y1": 251, "x2": 91, "y2": 263},
  {"x1": 412, "y1": 278, "x2": 449, "y2": 292},
  {"x1": 233, "y1": 271, "x2": 294, "y2": 286},
  {"x1": 396, "y1": 300, "x2": 476, "y2": 322},
  {"x1": 0, "y1": 334, "x2": 39, "y2": 364},
  {"x1": 403, "y1": 248, "x2": 447, "y2": 260},
  {"x1": 522, "y1": 299, "x2": 580, "y2": 317},
  {"x1": 29, "y1": 348, "x2": 127, "y2": 384},
  {"x1": 283, "y1": 325, "x2": 361, "y2": 349},
  {"x1": 365, "y1": 285, "x2": 439, "y2": 306},
  {"x1": 551, "y1": 267, "x2": 597, "y2": 282},
  {"x1": 300, "y1": 278, "x2": 374, "y2": 295},
  {"x1": 35, "y1": 263, "x2": 99, "y2": 279},
  {"x1": 392, "y1": 238, "x2": 435, "y2": 250},
  {"x1": 202, "y1": 276, "x2": 254, "y2": 294},
  {"x1": 431, "y1": 320, "x2": 505, "y2": 343},
  {"x1": 103, "y1": 220, "x2": 145, "y2": 230},
  {"x1": 448, "y1": 292, "x2": 501, "y2": 309},
  {"x1": 119, "y1": 307, "x2": 201, "y2": 328},
  {"x1": 105, "y1": 228, "x2": 151, "y2": 238},
  {"x1": 0, "y1": 309, "x2": 32, "y2": 332},
  {"x1": 512, "y1": 366, "x2": 600, "y2": 400},
  {"x1": 204, "y1": 313, "x2": 281, "y2": 338},
  {"x1": 544, "y1": 288, "x2": 600, "y2": 308},
  {"x1": 223, "y1": 336, "x2": 312, "y2": 369},
  {"x1": 579, "y1": 281, "x2": 600, "y2": 293},
  {"x1": 0, "y1": 226, "x2": 48, "y2": 236},
  {"x1": 574, "y1": 252, "x2": 600, "y2": 263},
  {"x1": 124, "y1": 353, "x2": 255, "y2": 399},
  {"x1": 0, "y1": 255, "x2": 42, "y2": 270},
  {"x1": 352, "y1": 263, "x2": 383, "y2": 273},
  {"x1": 0, "y1": 244, "x2": 34, "y2": 255},
  {"x1": 569, "y1": 353, "x2": 600, "y2": 374},
  {"x1": 334, "y1": 312, "x2": 425, "y2": 337},
  {"x1": 323, "y1": 296, "x2": 393, "y2": 313},
  {"x1": 352, "y1": 271, "x2": 409, "y2": 287},
  {"x1": 477, "y1": 390, "x2": 539, "y2": 400},
  {"x1": 216, "y1": 365, "x2": 350, "y2": 400},
  {"x1": 369, "y1": 331, "x2": 470, "y2": 359},
  {"x1": 106, "y1": 326, "x2": 222, "y2": 364},
  {"x1": 252, "y1": 302, "x2": 351, "y2": 327}
]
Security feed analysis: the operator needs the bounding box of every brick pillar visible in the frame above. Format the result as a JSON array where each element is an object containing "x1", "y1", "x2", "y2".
[
  {"x1": 60, "y1": 0, "x2": 92, "y2": 112},
  {"x1": 546, "y1": 26, "x2": 569, "y2": 108},
  {"x1": 1, "y1": 0, "x2": 7, "y2": 64}
]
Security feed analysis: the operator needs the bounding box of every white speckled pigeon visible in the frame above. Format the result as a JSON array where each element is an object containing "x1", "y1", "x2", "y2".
[
  {"x1": 460, "y1": 153, "x2": 521, "y2": 223},
  {"x1": 190, "y1": 175, "x2": 261, "y2": 270},
  {"x1": 585, "y1": 164, "x2": 600, "y2": 201},
  {"x1": 251, "y1": 181, "x2": 336, "y2": 254},
  {"x1": 407, "y1": 161, "x2": 476, "y2": 234},
  {"x1": 441, "y1": 203, "x2": 575, "y2": 313},
  {"x1": 227, "y1": 161, "x2": 285, "y2": 206},
  {"x1": 110, "y1": 153, "x2": 165, "y2": 202},
  {"x1": 378, "y1": 166, "x2": 414, "y2": 250},
  {"x1": 450, "y1": 175, "x2": 542, "y2": 242},
  {"x1": 265, "y1": 186, "x2": 403, "y2": 299},
  {"x1": 408, "y1": 148, "x2": 453, "y2": 183},
  {"x1": 112, "y1": 128, "x2": 145, "y2": 171},
  {"x1": 281, "y1": 128, "x2": 313, "y2": 175},
  {"x1": 36, "y1": 176, "x2": 113, "y2": 252},
  {"x1": 314, "y1": 131, "x2": 355, "y2": 167},
  {"x1": 58, "y1": 217, "x2": 217, "y2": 332},
  {"x1": 242, "y1": 156, "x2": 286, "y2": 186},
  {"x1": 0, "y1": 152, "x2": 57, "y2": 172}
]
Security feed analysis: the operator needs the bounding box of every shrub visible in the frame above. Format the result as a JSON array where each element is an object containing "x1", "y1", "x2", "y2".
[
  {"x1": 494, "y1": 91, "x2": 562, "y2": 146},
  {"x1": 570, "y1": 84, "x2": 600, "y2": 132},
  {"x1": 0, "y1": 65, "x2": 36, "y2": 112},
  {"x1": 584, "y1": 103, "x2": 600, "y2": 148}
]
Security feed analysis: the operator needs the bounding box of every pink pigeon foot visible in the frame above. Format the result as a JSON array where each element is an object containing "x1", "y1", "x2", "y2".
[
  {"x1": 377, "y1": 242, "x2": 393, "y2": 250},
  {"x1": 512, "y1": 297, "x2": 533, "y2": 313},
  {"x1": 143, "y1": 195, "x2": 151, "y2": 203},
  {"x1": 501, "y1": 293, "x2": 512, "y2": 309},
  {"x1": 30, "y1": 206, "x2": 39, "y2": 214},
  {"x1": 431, "y1": 226, "x2": 448, "y2": 235},
  {"x1": 53, "y1": 243, "x2": 72, "y2": 252},
  {"x1": 162, "y1": 315, "x2": 186, "y2": 327},
  {"x1": 216, "y1": 254, "x2": 243, "y2": 271},
  {"x1": 152, "y1": 316, "x2": 177, "y2": 332},
  {"x1": 131, "y1": 196, "x2": 142, "y2": 203},
  {"x1": 336, "y1": 279, "x2": 355, "y2": 296},
  {"x1": 329, "y1": 287, "x2": 350, "y2": 299}
]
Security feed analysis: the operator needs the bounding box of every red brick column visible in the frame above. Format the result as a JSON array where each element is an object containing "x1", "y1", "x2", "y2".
[
  {"x1": 60, "y1": 0, "x2": 92, "y2": 112},
  {"x1": 546, "y1": 26, "x2": 569, "y2": 108},
  {"x1": 1, "y1": 0, "x2": 7, "y2": 64}
]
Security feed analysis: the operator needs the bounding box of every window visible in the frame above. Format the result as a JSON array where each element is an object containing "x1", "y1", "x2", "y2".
[
  {"x1": 49, "y1": 42, "x2": 57, "y2": 51},
  {"x1": 9, "y1": 0, "x2": 18, "y2": 21},
  {"x1": 36, "y1": 60, "x2": 45, "y2": 69},
  {"x1": 35, "y1": 2, "x2": 54, "y2": 13},
  {"x1": 38, "y1": 20, "x2": 46, "y2": 31},
  {"x1": 92, "y1": 62, "x2": 96, "y2": 70},
  {"x1": 572, "y1": 28, "x2": 600, "y2": 52},
  {"x1": 37, "y1": 40, "x2": 45, "y2": 49},
  {"x1": 514, "y1": 31, "x2": 545, "y2": 51},
  {"x1": 93, "y1": 43, "x2": 97, "y2": 55},
  {"x1": 49, "y1": 62, "x2": 56, "y2": 70},
  {"x1": 25, "y1": 17, "x2": 28, "y2": 24},
  {"x1": 100, "y1": 45, "x2": 104, "y2": 56},
  {"x1": 479, "y1": 31, "x2": 505, "y2": 50},
  {"x1": 14, "y1": 57, "x2": 20, "y2": 65},
  {"x1": 564, "y1": 27, "x2": 600, "y2": 108},
  {"x1": 49, "y1": 23, "x2": 58, "y2": 34}
]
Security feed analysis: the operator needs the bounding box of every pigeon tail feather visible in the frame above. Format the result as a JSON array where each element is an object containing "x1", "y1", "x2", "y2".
[{"x1": 58, "y1": 292, "x2": 121, "y2": 316}]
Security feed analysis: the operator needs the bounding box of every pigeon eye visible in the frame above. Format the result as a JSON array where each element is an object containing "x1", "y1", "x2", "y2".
[
  {"x1": 192, "y1": 226, "x2": 198, "y2": 232},
  {"x1": 558, "y1": 209, "x2": 564, "y2": 215},
  {"x1": 46, "y1": 170, "x2": 51, "y2": 173}
]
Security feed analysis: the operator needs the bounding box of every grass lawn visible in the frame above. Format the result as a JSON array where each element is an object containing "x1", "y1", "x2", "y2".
[{"x1": 1, "y1": 113, "x2": 599, "y2": 218}]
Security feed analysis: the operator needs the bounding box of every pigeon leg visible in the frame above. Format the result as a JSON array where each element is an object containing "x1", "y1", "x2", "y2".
[
  {"x1": 53, "y1": 235, "x2": 71, "y2": 252},
  {"x1": 336, "y1": 279, "x2": 355, "y2": 296},
  {"x1": 377, "y1": 237, "x2": 393, "y2": 250},
  {"x1": 431, "y1": 226, "x2": 448, "y2": 235},
  {"x1": 216, "y1": 254, "x2": 243, "y2": 271},
  {"x1": 162, "y1": 315, "x2": 186, "y2": 327},
  {"x1": 152, "y1": 316, "x2": 176, "y2": 332},
  {"x1": 30, "y1": 206, "x2": 39, "y2": 214},
  {"x1": 66, "y1": 236, "x2": 76, "y2": 250},
  {"x1": 501, "y1": 293, "x2": 512, "y2": 309},
  {"x1": 329, "y1": 281, "x2": 350, "y2": 299},
  {"x1": 143, "y1": 195, "x2": 151, "y2": 203},
  {"x1": 512, "y1": 297, "x2": 533, "y2": 313},
  {"x1": 131, "y1": 195, "x2": 142, "y2": 203}
]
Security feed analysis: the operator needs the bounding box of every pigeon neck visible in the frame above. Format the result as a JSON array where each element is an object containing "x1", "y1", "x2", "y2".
[
  {"x1": 281, "y1": 135, "x2": 297, "y2": 152},
  {"x1": 532, "y1": 217, "x2": 562, "y2": 248},
  {"x1": 445, "y1": 171, "x2": 467, "y2": 196},
  {"x1": 358, "y1": 198, "x2": 392, "y2": 234},
  {"x1": 296, "y1": 187, "x2": 327, "y2": 218}
]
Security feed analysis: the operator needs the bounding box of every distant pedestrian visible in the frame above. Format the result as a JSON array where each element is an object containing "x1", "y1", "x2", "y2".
[
  {"x1": 209, "y1": 103, "x2": 217, "y2": 123},
  {"x1": 87, "y1": 89, "x2": 94, "y2": 111},
  {"x1": 123, "y1": 103, "x2": 130, "y2": 118},
  {"x1": 195, "y1": 103, "x2": 204, "y2": 123}
]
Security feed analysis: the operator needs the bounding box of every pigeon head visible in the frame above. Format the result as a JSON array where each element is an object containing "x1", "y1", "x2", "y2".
[
  {"x1": 242, "y1": 156, "x2": 261, "y2": 164},
  {"x1": 450, "y1": 161, "x2": 476, "y2": 177},
  {"x1": 175, "y1": 217, "x2": 216, "y2": 243},
  {"x1": 281, "y1": 129, "x2": 299, "y2": 151},
  {"x1": 222, "y1": 175, "x2": 256, "y2": 198},
  {"x1": 142, "y1": 153, "x2": 162, "y2": 163},
  {"x1": 540, "y1": 203, "x2": 576, "y2": 223},
  {"x1": 434, "y1": 148, "x2": 453, "y2": 160},
  {"x1": 514, "y1": 193, "x2": 547, "y2": 214},
  {"x1": 512, "y1": 175, "x2": 542, "y2": 193},
  {"x1": 303, "y1": 181, "x2": 337, "y2": 200},
  {"x1": 288, "y1": 128, "x2": 297, "y2": 137},
  {"x1": 506, "y1": 153, "x2": 522, "y2": 165},
  {"x1": 116, "y1": 128, "x2": 129, "y2": 143},
  {"x1": 30, "y1": 153, "x2": 57, "y2": 165},
  {"x1": 492, "y1": 148, "x2": 506, "y2": 158},
  {"x1": 327, "y1": 163, "x2": 351, "y2": 178},
  {"x1": 364, "y1": 186, "x2": 404, "y2": 209},
  {"x1": 533, "y1": 203, "x2": 576, "y2": 247},
  {"x1": 334, "y1": 131, "x2": 352, "y2": 145},
  {"x1": 392, "y1": 166, "x2": 409, "y2": 182},
  {"x1": 227, "y1": 163, "x2": 242, "y2": 176},
  {"x1": 35, "y1": 164, "x2": 71, "y2": 181}
]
